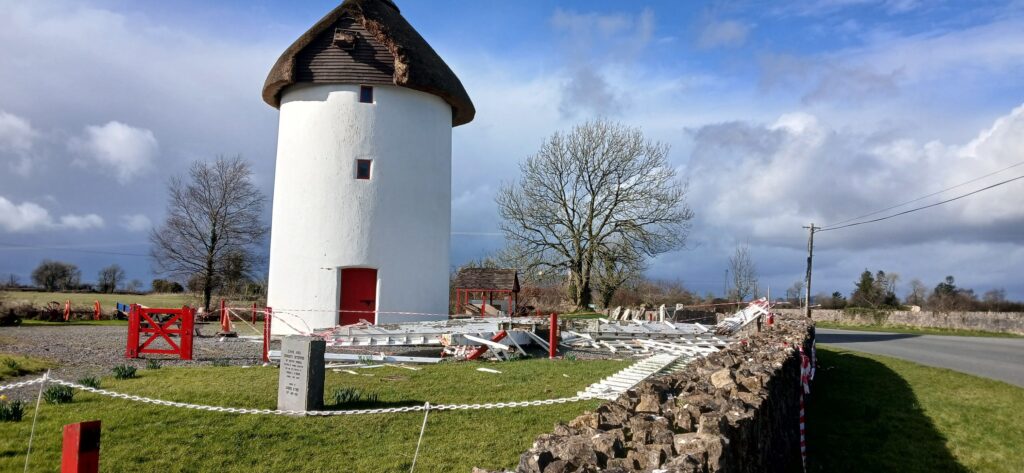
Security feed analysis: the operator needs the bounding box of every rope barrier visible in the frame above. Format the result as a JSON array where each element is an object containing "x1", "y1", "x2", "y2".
[
  {"x1": 409, "y1": 402, "x2": 430, "y2": 473},
  {"x1": 0, "y1": 377, "x2": 599, "y2": 416},
  {"x1": 0, "y1": 377, "x2": 45, "y2": 391},
  {"x1": 23, "y1": 370, "x2": 47, "y2": 473}
]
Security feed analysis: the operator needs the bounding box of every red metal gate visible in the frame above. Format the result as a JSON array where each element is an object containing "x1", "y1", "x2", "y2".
[{"x1": 125, "y1": 305, "x2": 195, "y2": 360}]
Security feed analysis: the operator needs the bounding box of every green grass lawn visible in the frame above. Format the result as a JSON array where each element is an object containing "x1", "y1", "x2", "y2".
[
  {"x1": 815, "y1": 321, "x2": 1023, "y2": 338},
  {"x1": 807, "y1": 346, "x2": 1024, "y2": 472},
  {"x1": 0, "y1": 354, "x2": 54, "y2": 381},
  {"x1": 19, "y1": 319, "x2": 128, "y2": 326},
  {"x1": 0, "y1": 358, "x2": 628, "y2": 472},
  {"x1": 1, "y1": 291, "x2": 196, "y2": 311}
]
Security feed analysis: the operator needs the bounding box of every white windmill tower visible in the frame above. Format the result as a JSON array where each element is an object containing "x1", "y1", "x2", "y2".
[{"x1": 262, "y1": 0, "x2": 474, "y2": 333}]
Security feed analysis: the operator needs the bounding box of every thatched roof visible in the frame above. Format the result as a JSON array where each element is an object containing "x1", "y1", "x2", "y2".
[
  {"x1": 454, "y1": 268, "x2": 519, "y2": 292},
  {"x1": 262, "y1": 0, "x2": 475, "y2": 127}
]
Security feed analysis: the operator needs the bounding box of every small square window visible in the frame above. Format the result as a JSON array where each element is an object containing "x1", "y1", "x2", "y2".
[
  {"x1": 356, "y1": 159, "x2": 372, "y2": 180},
  {"x1": 359, "y1": 86, "x2": 374, "y2": 104}
]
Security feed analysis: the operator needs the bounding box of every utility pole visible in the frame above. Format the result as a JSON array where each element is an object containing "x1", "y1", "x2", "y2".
[{"x1": 802, "y1": 223, "x2": 818, "y2": 318}]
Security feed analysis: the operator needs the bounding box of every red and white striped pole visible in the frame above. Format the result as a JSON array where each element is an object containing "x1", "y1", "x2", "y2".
[{"x1": 799, "y1": 346, "x2": 811, "y2": 471}]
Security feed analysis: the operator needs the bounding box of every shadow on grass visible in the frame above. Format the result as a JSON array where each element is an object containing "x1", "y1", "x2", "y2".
[
  {"x1": 815, "y1": 332, "x2": 919, "y2": 343},
  {"x1": 321, "y1": 399, "x2": 426, "y2": 411},
  {"x1": 807, "y1": 349, "x2": 968, "y2": 473}
]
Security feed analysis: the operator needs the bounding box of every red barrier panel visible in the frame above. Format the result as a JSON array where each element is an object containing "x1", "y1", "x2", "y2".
[
  {"x1": 126, "y1": 305, "x2": 195, "y2": 360},
  {"x1": 61, "y1": 420, "x2": 101, "y2": 473}
]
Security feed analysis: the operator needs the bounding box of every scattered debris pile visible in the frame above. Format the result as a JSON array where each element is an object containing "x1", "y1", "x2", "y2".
[{"x1": 474, "y1": 314, "x2": 814, "y2": 473}]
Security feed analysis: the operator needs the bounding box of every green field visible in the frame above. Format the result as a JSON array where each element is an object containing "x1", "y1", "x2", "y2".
[
  {"x1": 807, "y1": 347, "x2": 1024, "y2": 472},
  {"x1": 0, "y1": 354, "x2": 54, "y2": 381},
  {"x1": 0, "y1": 358, "x2": 628, "y2": 472},
  {"x1": 815, "y1": 321, "x2": 1023, "y2": 338},
  {"x1": 0, "y1": 291, "x2": 195, "y2": 310}
]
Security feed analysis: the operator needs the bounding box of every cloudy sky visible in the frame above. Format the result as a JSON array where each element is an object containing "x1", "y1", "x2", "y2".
[{"x1": 1, "y1": 0, "x2": 1023, "y2": 300}]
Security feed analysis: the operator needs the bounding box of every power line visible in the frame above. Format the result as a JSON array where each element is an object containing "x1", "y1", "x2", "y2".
[
  {"x1": 822, "y1": 159, "x2": 1024, "y2": 229},
  {"x1": 0, "y1": 241, "x2": 149, "y2": 257},
  {"x1": 818, "y1": 175, "x2": 1024, "y2": 233}
]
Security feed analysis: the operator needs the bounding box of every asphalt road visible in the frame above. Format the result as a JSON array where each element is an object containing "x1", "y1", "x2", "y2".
[{"x1": 816, "y1": 328, "x2": 1024, "y2": 387}]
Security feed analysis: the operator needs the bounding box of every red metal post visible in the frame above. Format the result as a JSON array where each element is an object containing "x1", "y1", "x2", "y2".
[
  {"x1": 180, "y1": 306, "x2": 194, "y2": 361},
  {"x1": 61, "y1": 420, "x2": 101, "y2": 473},
  {"x1": 549, "y1": 313, "x2": 558, "y2": 359},
  {"x1": 64, "y1": 300, "x2": 71, "y2": 322},
  {"x1": 466, "y1": 330, "x2": 508, "y2": 360},
  {"x1": 262, "y1": 307, "x2": 272, "y2": 363},
  {"x1": 125, "y1": 305, "x2": 140, "y2": 358},
  {"x1": 251, "y1": 302, "x2": 257, "y2": 325},
  {"x1": 93, "y1": 301, "x2": 101, "y2": 321}
]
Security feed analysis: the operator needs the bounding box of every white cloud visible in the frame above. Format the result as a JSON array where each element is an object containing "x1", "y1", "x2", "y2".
[
  {"x1": 760, "y1": 19, "x2": 1024, "y2": 104},
  {"x1": 0, "y1": 110, "x2": 39, "y2": 176},
  {"x1": 0, "y1": 195, "x2": 104, "y2": 232},
  {"x1": 697, "y1": 19, "x2": 751, "y2": 49},
  {"x1": 120, "y1": 214, "x2": 152, "y2": 232},
  {"x1": 0, "y1": 197, "x2": 51, "y2": 232},
  {"x1": 685, "y1": 103, "x2": 1024, "y2": 250},
  {"x1": 783, "y1": 0, "x2": 924, "y2": 16},
  {"x1": 549, "y1": 8, "x2": 656, "y2": 118},
  {"x1": 58, "y1": 214, "x2": 105, "y2": 230},
  {"x1": 71, "y1": 121, "x2": 158, "y2": 183}
]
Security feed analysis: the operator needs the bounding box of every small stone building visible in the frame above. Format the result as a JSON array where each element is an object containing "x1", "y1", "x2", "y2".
[{"x1": 453, "y1": 268, "x2": 520, "y2": 316}]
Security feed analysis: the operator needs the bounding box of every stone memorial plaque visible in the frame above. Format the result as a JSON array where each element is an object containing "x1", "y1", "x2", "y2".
[{"x1": 276, "y1": 336, "x2": 325, "y2": 413}]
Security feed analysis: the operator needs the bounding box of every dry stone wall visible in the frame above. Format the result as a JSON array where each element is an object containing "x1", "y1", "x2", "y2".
[
  {"x1": 776, "y1": 308, "x2": 1024, "y2": 335},
  {"x1": 475, "y1": 315, "x2": 814, "y2": 473}
]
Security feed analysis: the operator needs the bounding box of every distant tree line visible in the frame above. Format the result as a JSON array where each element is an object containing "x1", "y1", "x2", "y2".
[{"x1": 781, "y1": 269, "x2": 1024, "y2": 312}]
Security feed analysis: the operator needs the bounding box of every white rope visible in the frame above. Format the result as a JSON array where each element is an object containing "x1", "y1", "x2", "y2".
[
  {"x1": 46, "y1": 378, "x2": 596, "y2": 416},
  {"x1": 409, "y1": 402, "x2": 430, "y2": 473},
  {"x1": 224, "y1": 307, "x2": 263, "y2": 335},
  {"x1": 23, "y1": 370, "x2": 48, "y2": 473},
  {"x1": 0, "y1": 377, "x2": 46, "y2": 391}
]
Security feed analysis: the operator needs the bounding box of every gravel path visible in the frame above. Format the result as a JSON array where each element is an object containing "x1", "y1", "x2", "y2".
[{"x1": 1, "y1": 323, "x2": 270, "y2": 400}]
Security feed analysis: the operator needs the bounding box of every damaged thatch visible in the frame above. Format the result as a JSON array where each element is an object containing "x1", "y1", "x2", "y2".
[{"x1": 262, "y1": 0, "x2": 475, "y2": 126}]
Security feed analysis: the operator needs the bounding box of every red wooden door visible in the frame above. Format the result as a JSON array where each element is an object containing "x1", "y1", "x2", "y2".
[{"x1": 340, "y1": 268, "x2": 377, "y2": 325}]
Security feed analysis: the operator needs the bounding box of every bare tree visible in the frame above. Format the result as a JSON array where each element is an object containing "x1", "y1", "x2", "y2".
[
  {"x1": 150, "y1": 155, "x2": 267, "y2": 311},
  {"x1": 785, "y1": 280, "x2": 805, "y2": 306},
  {"x1": 592, "y1": 243, "x2": 647, "y2": 308},
  {"x1": 97, "y1": 264, "x2": 126, "y2": 293},
  {"x1": 31, "y1": 260, "x2": 81, "y2": 291},
  {"x1": 728, "y1": 245, "x2": 758, "y2": 302},
  {"x1": 126, "y1": 279, "x2": 143, "y2": 293},
  {"x1": 496, "y1": 119, "x2": 692, "y2": 310},
  {"x1": 3, "y1": 273, "x2": 19, "y2": 289},
  {"x1": 906, "y1": 278, "x2": 928, "y2": 306}
]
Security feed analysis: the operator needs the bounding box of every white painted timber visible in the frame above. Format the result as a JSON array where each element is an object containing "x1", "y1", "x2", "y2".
[
  {"x1": 579, "y1": 353, "x2": 682, "y2": 399},
  {"x1": 267, "y1": 84, "x2": 454, "y2": 334}
]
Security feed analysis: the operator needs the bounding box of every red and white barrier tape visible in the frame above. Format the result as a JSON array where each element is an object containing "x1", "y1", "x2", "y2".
[{"x1": 798, "y1": 342, "x2": 815, "y2": 471}]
